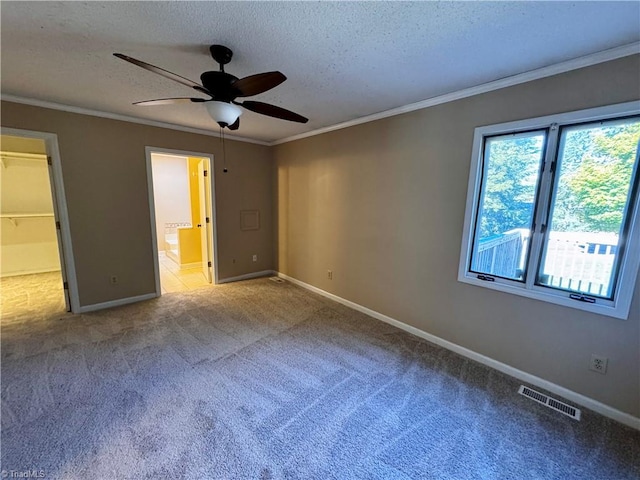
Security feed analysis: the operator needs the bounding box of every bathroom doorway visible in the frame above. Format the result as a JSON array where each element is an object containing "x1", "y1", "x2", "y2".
[
  {"x1": 146, "y1": 148, "x2": 217, "y2": 294},
  {"x1": 0, "y1": 129, "x2": 79, "y2": 321}
]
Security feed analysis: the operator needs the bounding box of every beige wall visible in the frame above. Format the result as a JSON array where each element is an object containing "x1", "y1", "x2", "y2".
[
  {"x1": 1, "y1": 102, "x2": 274, "y2": 306},
  {"x1": 273, "y1": 55, "x2": 640, "y2": 416}
]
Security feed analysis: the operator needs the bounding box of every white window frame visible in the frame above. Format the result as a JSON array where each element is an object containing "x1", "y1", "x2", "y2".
[{"x1": 458, "y1": 101, "x2": 640, "y2": 320}]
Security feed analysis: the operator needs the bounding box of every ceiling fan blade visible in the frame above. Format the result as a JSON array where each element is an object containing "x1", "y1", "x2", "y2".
[
  {"x1": 228, "y1": 118, "x2": 240, "y2": 130},
  {"x1": 113, "y1": 53, "x2": 211, "y2": 95},
  {"x1": 232, "y1": 72, "x2": 287, "y2": 97},
  {"x1": 238, "y1": 100, "x2": 308, "y2": 123},
  {"x1": 133, "y1": 97, "x2": 206, "y2": 106}
]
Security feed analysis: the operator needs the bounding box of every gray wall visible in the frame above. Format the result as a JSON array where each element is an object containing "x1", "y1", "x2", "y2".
[
  {"x1": 273, "y1": 55, "x2": 640, "y2": 416},
  {"x1": 1, "y1": 102, "x2": 274, "y2": 307}
]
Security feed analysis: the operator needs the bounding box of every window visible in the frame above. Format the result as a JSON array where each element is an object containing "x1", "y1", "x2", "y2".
[{"x1": 459, "y1": 102, "x2": 640, "y2": 319}]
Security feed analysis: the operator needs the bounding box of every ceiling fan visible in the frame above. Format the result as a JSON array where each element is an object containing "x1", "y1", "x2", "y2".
[{"x1": 113, "y1": 45, "x2": 308, "y2": 131}]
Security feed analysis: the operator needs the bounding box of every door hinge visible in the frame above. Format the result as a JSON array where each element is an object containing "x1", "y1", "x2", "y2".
[
  {"x1": 63, "y1": 281, "x2": 69, "y2": 289},
  {"x1": 56, "y1": 221, "x2": 61, "y2": 230},
  {"x1": 206, "y1": 217, "x2": 210, "y2": 223},
  {"x1": 204, "y1": 170, "x2": 208, "y2": 177},
  {"x1": 208, "y1": 261, "x2": 212, "y2": 268},
  {"x1": 47, "y1": 156, "x2": 52, "y2": 166}
]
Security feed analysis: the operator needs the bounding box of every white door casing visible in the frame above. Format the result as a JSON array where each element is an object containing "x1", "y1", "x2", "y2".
[
  {"x1": 145, "y1": 146, "x2": 218, "y2": 296},
  {"x1": 1, "y1": 127, "x2": 80, "y2": 312},
  {"x1": 198, "y1": 158, "x2": 212, "y2": 283}
]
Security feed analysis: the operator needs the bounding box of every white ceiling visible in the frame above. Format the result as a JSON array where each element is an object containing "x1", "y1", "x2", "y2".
[{"x1": 1, "y1": 1, "x2": 639, "y2": 144}]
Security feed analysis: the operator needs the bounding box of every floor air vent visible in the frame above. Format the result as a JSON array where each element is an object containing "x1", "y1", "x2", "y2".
[
  {"x1": 269, "y1": 277, "x2": 285, "y2": 284},
  {"x1": 518, "y1": 385, "x2": 581, "y2": 420}
]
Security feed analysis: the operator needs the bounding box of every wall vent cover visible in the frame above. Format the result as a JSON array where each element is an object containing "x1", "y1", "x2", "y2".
[
  {"x1": 269, "y1": 277, "x2": 286, "y2": 284},
  {"x1": 518, "y1": 385, "x2": 581, "y2": 420}
]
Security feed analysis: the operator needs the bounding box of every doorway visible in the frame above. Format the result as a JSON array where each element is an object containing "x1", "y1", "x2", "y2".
[
  {"x1": 0, "y1": 129, "x2": 79, "y2": 321},
  {"x1": 146, "y1": 148, "x2": 217, "y2": 294}
]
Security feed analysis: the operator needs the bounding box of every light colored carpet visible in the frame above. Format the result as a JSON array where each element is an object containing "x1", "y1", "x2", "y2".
[
  {"x1": 0, "y1": 272, "x2": 66, "y2": 323},
  {"x1": 1, "y1": 278, "x2": 639, "y2": 479}
]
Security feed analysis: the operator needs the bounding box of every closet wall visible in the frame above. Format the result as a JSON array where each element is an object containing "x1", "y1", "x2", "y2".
[{"x1": 0, "y1": 135, "x2": 60, "y2": 277}]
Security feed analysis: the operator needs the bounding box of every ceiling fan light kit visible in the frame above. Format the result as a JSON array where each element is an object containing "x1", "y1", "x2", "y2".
[
  {"x1": 206, "y1": 101, "x2": 242, "y2": 128},
  {"x1": 114, "y1": 44, "x2": 308, "y2": 131}
]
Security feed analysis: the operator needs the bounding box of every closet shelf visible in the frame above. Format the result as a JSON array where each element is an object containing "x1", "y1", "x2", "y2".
[
  {"x1": 1, "y1": 213, "x2": 55, "y2": 226},
  {"x1": 0, "y1": 151, "x2": 48, "y2": 168}
]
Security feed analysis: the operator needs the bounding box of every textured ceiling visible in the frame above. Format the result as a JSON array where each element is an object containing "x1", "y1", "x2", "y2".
[{"x1": 1, "y1": 1, "x2": 639, "y2": 143}]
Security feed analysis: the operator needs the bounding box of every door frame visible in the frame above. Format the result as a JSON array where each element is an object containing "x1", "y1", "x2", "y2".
[
  {"x1": 1, "y1": 127, "x2": 81, "y2": 313},
  {"x1": 197, "y1": 158, "x2": 213, "y2": 283},
  {"x1": 145, "y1": 146, "x2": 219, "y2": 295}
]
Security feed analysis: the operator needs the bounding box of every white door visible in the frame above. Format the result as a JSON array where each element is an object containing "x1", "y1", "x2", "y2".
[
  {"x1": 198, "y1": 159, "x2": 212, "y2": 282},
  {"x1": 46, "y1": 157, "x2": 71, "y2": 311}
]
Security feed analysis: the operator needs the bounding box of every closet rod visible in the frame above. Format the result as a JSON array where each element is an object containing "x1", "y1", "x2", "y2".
[
  {"x1": 0, "y1": 151, "x2": 47, "y2": 161},
  {"x1": 0, "y1": 213, "x2": 54, "y2": 218}
]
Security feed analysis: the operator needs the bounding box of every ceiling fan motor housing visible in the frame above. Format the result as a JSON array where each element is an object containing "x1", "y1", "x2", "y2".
[{"x1": 200, "y1": 71, "x2": 240, "y2": 102}]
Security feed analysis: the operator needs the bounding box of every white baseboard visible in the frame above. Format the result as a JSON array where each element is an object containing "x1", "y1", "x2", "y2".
[
  {"x1": 77, "y1": 293, "x2": 158, "y2": 313},
  {"x1": 218, "y1": 270, "x2": 274, "y2": 284},
  {"x1": 75, "y1": 268, "x2": 274, "y2": 312},
  {"x1": 276, "y1": 272, "x2": 640, "y2": 430}
]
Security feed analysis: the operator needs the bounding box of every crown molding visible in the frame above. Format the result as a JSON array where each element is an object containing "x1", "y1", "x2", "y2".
[
  {"x1": 0, "y1": 94, "x2": 270, "y2": 146},
  {"x1": 271, "y1": 42, "x2": 640, "y2": 146},
  {"x1": 2, "y1": 42, "x2": 638, "y2": 148}
]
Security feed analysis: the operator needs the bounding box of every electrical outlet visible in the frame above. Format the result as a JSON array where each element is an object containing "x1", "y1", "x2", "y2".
[
  {"x1": 252, "y1": 254, "x2": 258, "y2": 262},
  {"x1": 110, "y1": 275, "x2": 118, "y2": 285},
  {"x1": 590, "y1": 354, "x2": 608, "y2": 374},
  {"x1": 327, "y1": 270, "x2": 333, "y2": 280}
]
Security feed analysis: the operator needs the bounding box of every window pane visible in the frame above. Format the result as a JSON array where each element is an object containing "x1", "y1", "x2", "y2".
[
  {"x1": 537, "y1": 117, "x2": 640, "y2": 298},
  {"x1": 470, "y1": 131, "x2": 546, "y2": 280}
]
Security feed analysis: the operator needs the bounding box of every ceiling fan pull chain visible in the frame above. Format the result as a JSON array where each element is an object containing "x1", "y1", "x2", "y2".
[{"x1": 221, "y1": 126, "x2": 228, "y2": 173}]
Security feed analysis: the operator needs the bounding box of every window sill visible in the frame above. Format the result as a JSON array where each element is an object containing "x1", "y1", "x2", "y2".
[{"x1": 457, "y1": 272, "x2": 631, "y2": 320}]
